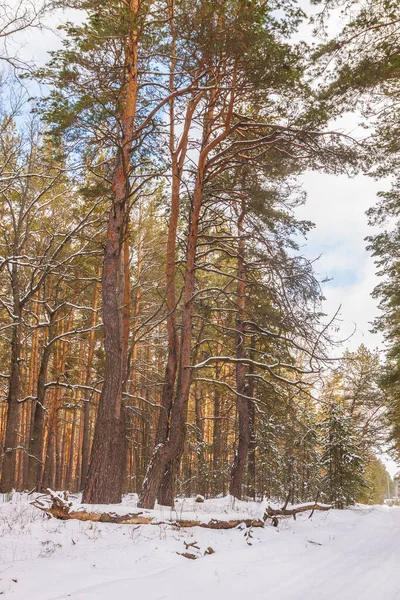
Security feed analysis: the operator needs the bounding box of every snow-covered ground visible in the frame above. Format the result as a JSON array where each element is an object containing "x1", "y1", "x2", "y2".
[{"x1": 0, "y1": 494, "x2": 399, "y2": 599}]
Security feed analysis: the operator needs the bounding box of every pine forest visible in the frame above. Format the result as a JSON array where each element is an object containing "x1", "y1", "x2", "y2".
[{"x1": 0, "y1": 1, "x2": 400, "y2": 598}]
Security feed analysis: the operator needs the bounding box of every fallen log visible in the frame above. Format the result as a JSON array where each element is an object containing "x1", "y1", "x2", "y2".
[
  {"x1": 46, "y1": 507, "x2": 264, "y2": 528},
  {"x1": 33, "y1": 489, "x2": 264, "y2": 529},
  {"x1": 264, "y1": 502, "x2": 333, "y2": 523},
  {"x1": 48, "y1": 509, "x2": 264, "y2": 529}
]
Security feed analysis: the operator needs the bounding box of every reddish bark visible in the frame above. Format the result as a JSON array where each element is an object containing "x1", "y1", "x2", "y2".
[
  {"x1": 26, "y1": 311, "x2": 56, "y2": 491},
  {"x1": 213, "y1": 362, "x2": 222, "y2": 476},
  {"x1": 43, "y1": 310, "x2": 73, "y2": 490},
  {"x1": 155, "y1": 2, "x2": 203, "y2": 505},
  {"x1": 80, "y1": 275, "x2": 100, "y2": 489},
  {"x1": 82, "y1": 0, "x2": 139, "y2": 504},
  {"x1": 139, "y1": 70, "x2": 237, "y2": 508},
  {"x1": 138, "y1": 153, "x2": 205, "y2": 508}
]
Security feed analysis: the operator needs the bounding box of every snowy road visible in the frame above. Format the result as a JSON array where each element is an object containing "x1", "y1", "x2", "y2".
[
  {"x1": 1, "y1": 498, "x2": 399, "y2": 599},
  {"x1": 58, "y1": 505, "x2": 400, "y2": 600}
]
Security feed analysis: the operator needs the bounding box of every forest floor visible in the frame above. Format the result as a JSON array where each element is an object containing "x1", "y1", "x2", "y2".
[{"x1": 0, "y1": 494, "x2": 399, "y2": 599}]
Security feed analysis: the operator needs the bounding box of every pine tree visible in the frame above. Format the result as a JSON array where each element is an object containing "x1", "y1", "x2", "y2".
[
  {"x1": 320, "y1": 402, "x2": 367, "y2": 508},
  {"x1": 359, "y1": 457, "x2": 392, "y2": 505}
]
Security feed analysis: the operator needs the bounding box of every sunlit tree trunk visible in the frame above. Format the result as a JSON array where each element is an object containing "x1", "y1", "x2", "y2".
[
  {"x1": 43, "y1": 310, "x2": 73, "y2": 489},
  {"x1": 82, "y1": 0, "x2": 139, "y2": 504},
  {"x1": 155, "y1": 1, "x2": 203, "y2": 505},
  {"x1": 138, "y1": 151, "x2": 206, "y2": 508},
  {"x1": 80, "y1": 274, "x2": 100, "y2": 489},
  {"x1": 26, "y1": 310, "x2": 56, "y2": 491},
  {"x1": 139, "y1": 75, "x2": 236, "y2": 508}
]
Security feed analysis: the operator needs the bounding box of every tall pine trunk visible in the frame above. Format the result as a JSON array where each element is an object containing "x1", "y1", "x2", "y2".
[
  {"x1": 154, "y1": 161, "x2": 180, "y2": 507},
  {"x1": 138, "y1": 153, "x2": 206, "y2": 509},
  {"x1": 82, "y1": 0, "x2": 139, "y2": 503},
  {"x1": 154, "y1": 5, "x2": 203, "y2": 505},
  {"x1": 0, "y1": 265, "x2": 22, "y2": 492},
  {"x1": 43, "y1": 310, "x2": 73, "y2": 489},
  {"x1": 247, "y1": 338, "x2": 256, "y2": 499},
  {"x1": 80, "y1": 275, "x2": 100, "y2": 489},
  {"x1": 26, "y1": 312, "x2": 55, "y2": 491},
  {"x1": 230, "y1": 198, "x2": 250, "y2": 499},
  {"x1": 139, "y1": 77, "x2": 236, "y2": 508}
]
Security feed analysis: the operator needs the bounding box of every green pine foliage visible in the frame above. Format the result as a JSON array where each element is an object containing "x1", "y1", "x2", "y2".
[
  {"x1": 320, "y1": 401, "x2": 367, "y2": 508},
  {"x1": 313, "y1": 0, "x2": 400, "y2": 480},
  {"x1": 0, "y1": 0, "x2": 397, "y2": 502},
  {"x1": 359, "y1": 457, "x2": 392, "y2": 505}
]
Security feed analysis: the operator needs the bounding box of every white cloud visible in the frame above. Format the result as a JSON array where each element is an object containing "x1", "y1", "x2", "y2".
[{"x1": 297, "y1": 172, "x2": 385, "y2": 351}]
